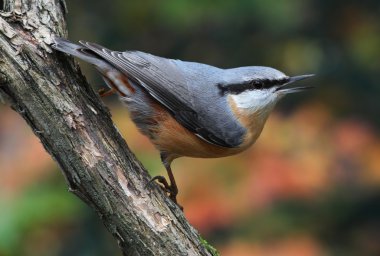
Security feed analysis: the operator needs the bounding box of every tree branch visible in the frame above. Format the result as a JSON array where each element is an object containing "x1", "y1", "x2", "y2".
[{"x1": 0, "y1": 0, "x2": 215, "y2": 255}]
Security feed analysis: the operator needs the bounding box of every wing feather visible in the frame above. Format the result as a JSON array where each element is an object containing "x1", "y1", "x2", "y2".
[{"x1": 80, "y1": 41, "x2": 245, "y2": 148}]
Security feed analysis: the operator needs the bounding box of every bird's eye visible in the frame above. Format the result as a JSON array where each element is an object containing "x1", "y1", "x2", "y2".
[{"x1": 250, "y1": 81, "x2": 264, "y2": 89}]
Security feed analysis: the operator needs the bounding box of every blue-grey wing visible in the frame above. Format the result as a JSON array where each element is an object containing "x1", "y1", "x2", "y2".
[{"x1": 80, "y1": 41, "x2": 246, "y2": 148}]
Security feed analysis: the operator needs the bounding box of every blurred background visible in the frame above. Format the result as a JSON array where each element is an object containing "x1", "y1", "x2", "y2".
[{"x1": 1, "y1": 0, "x2": 380, "y2": 255}]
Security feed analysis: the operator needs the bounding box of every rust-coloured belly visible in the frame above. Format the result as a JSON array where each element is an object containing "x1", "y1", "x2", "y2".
[{"x1": 147, "y1": 101, "x2": 256, "y2": 161}]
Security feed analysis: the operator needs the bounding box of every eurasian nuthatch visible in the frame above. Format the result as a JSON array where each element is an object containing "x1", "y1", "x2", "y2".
[{"x1": 52, "y1": 37, "x2": 314, "y2": 208}]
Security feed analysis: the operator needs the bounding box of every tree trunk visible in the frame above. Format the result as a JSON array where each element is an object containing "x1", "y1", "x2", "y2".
[{"x1": 0, "y1": 1, "x2": 216, "y2": 255}]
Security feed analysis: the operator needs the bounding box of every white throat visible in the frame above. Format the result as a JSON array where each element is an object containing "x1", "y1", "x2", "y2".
[{"x1": 230, "y1": 90, "x2": 279, "y2": 115}]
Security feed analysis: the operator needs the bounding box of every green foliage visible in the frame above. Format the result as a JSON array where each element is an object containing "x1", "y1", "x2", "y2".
[
  {"x1": 0, "y1": 177, "x2": 83, "y2": 256},
  {"x1": 68, "y1": 0, "x2": 380, "y2": 126},
  {"x1": 199, "y1": 235, "x2": 219, "y2": 256}
]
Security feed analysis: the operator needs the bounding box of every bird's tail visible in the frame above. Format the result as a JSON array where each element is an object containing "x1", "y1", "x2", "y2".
[{"x1": 52, "y1": 36, "x2": 108, "y2": 69}]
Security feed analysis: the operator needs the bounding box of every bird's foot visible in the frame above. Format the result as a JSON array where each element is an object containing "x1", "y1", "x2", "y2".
[
  {"x1": 98, "y1": 88, "x2": 116, "y2": 97},
  {"x1": 147, "y1": 175, "x2": 183, "y2": 211}
]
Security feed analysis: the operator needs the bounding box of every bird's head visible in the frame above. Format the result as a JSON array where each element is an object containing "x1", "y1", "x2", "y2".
[{"x1": 219, "y1": 66, "x2": 314, "y2": 116}]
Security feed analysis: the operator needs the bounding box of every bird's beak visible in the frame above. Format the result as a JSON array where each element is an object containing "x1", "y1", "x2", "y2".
[{"x1": 276, "y1": 74, "x2": 315, "y2": 94}]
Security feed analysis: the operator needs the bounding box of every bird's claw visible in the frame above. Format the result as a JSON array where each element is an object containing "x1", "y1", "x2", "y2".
[
  {"x1": 147, "y1": 175, "x2": 183, "y2": 211},
  {"x1": 98, "y1": 88, "x2": 116, "y2": 97},
  {"x1": 146, "y1": 175, "x2": 170, "y2": 192}
]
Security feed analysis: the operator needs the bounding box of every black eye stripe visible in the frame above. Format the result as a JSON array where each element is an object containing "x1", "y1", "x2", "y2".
[
  {"x1": 218, "y1": 78, "x2": 289, "y2": 95},
  {"x1": 251, "y1": 78, "x2": 289, "y2": 89}
]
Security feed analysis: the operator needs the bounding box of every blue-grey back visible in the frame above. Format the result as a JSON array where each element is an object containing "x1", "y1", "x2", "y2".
[{"x1": 81, "y1": 41, "x2": 247, "y2": 147}]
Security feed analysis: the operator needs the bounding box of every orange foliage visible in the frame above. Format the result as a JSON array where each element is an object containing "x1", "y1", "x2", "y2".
[
  {"x1": 221, "y1": 237, "x2": 322, "y2": 256},
  {"x1": 0, "y1": 108, "x2": 54, "y2": 197},
  {"x1": 2, "y1": 101, "x2": 380, "y2": 255}
]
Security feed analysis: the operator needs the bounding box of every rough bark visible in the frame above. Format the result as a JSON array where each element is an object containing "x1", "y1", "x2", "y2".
[{"x1": 0, "y1": 1, "x2": 216, "y2": 255}]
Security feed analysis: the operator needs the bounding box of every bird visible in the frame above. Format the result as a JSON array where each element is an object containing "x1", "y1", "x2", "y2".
[{"x1": 52, "y1": 37, "x2": 314, "y2": 209}]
